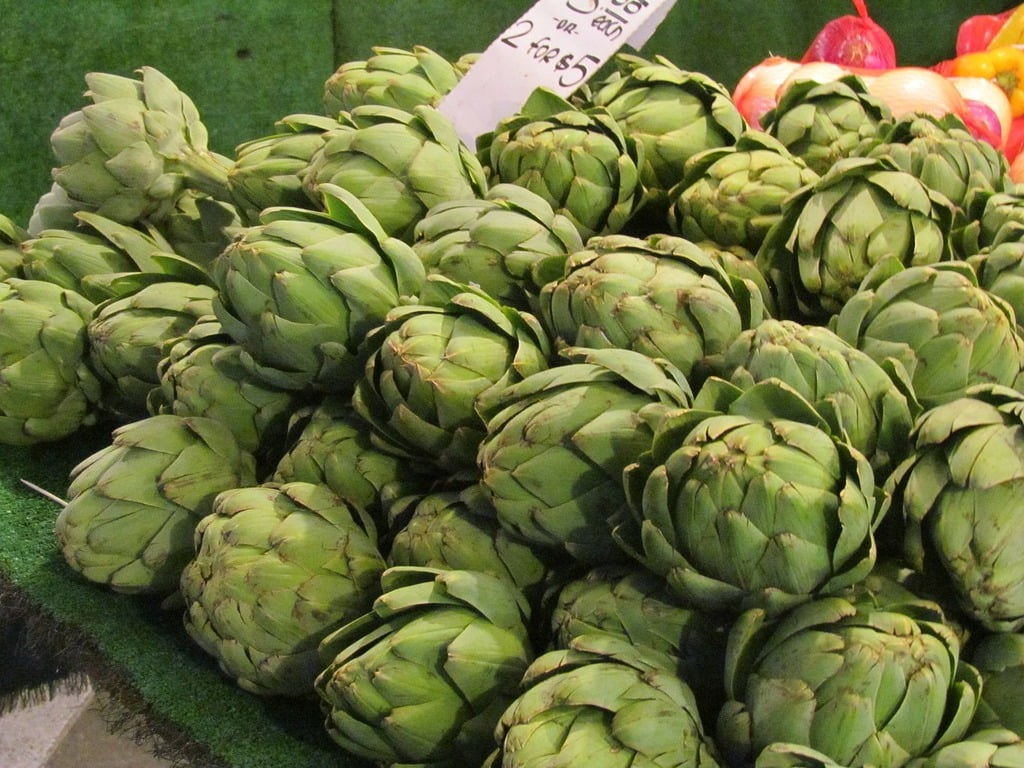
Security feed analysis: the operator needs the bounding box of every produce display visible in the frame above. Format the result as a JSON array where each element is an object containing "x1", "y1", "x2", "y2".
[{"x1": 7, "y1": 2, "x2": 1024, "y2": 766}]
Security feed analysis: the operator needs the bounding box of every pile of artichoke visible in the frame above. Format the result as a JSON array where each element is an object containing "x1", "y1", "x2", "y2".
[{"x1": 6, "y1": 43, "x2": 1024, "y2": 768}]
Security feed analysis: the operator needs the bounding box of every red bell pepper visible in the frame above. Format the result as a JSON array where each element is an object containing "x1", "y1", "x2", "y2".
[{"x1": 957, "y1": 9, "x2": 1016, "y2": 56}]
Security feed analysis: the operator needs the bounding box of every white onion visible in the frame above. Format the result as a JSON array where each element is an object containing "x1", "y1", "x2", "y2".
[
  {"x1": 865, "y1": 66, "x2": 967, "y2": 120},
  {"x1": 732, "y1": 57, "x2": 801, "y2": 128}
]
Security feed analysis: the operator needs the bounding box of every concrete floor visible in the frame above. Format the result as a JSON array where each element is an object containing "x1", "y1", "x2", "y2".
[{"x1": 0, "y1": 680, "x2": 174, "y2": 768}]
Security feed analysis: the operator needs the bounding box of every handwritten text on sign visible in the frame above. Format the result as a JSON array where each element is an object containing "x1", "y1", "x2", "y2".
[{"x1": 438, "y1": 0, "x2": 678, "y2": 146}]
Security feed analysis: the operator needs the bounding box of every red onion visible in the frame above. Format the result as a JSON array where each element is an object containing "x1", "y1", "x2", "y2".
[{"x1": 801, "y1": 0, "x2": 897, "y2": 70}]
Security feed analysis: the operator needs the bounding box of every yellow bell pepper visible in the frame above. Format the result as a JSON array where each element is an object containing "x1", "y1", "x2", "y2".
[
  {"x1": 988, "y1": 4, "x2": 1024, "y2": 49},
  {"x1": 950, "y1": 44, "x2": 1024, "y2": 117}
]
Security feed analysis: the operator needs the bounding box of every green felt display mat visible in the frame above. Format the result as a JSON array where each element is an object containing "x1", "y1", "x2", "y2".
[{"x1": 0, "y1": 2, "x2": 1017, "y2": 765}]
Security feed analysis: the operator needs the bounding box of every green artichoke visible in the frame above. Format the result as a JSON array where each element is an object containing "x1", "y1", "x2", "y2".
[
  {"x1": 270, "y1": 395, "x2": 434, "y2": 527},
  {"x1": 0, "y1": 213, "x2": 26, "y2": 279},
  {"x1": 966, "y1": 240, "x2": 1024, "y2": 325},
  {"x1": 694, "y1": 240, "x2": 780, "y2": 319},
  {"x1": 905, "y1": 728, "x2": 1024, "y2": 768},
  {"x1": 49, "y1": 66, "x2": 232, "y2": 225},
  {"x1": 539, "y1": 233, "x2": 766, "y2": 384},
  {"x1": 386, "y1": 484, "x2": 558, "y2": 612},
  {"x1": 228, "y1": 113, "x2": 341, "y2": 223},
  {"x1": 211, "y1": 184, "x2": 426, "y2": 392},
  {"x1": 832, "y1": 260, "x2": 1024, "y2": 410},
  {"x1": 412, "y1": 182, "x2": 584, "y2": 312},
  {"x1": 855, "y1": 113, "x2": 1010, "y2": 229},
  {"x1": 21, "y1": 210, "x2": 208, "y2": 304},
  {"x1": 762, "y1": 74, "x2": 892, "y2": 176},
  {"x1": 87, "y1": 280, "x2": 217, "y2": 420},
  {"x1": 756, "y1": 156, "x2": 955, "y2": 322},
  {"x1": 617, "y1": 378, "x2": 882, "y2": 616},
  {"x1": 955, "y1": 189, "x2": 1024, "y2": 257},
  {"x1": 886, "y1": 384, "x2": 1024, "y2": 633},
  {"x1": 589, "y1": 52, "x2": 746, "y2": 216},
  {"x1": 315, "y1": 565, "x2": 534, "y2": 766},
  {"x1": 27, "y1": 182, "x2": 83, "y2": 235},
  {"x1": 0, "y1": 278, "x2": 102, "y2": 445},
  {"x1": 669, "y1": 130, "x2": 820, "y2": 254},
  {"x1": 148, "y1": 316, "x2": 304, "y2": 475},
  {"x1": 322, "y1": 45, "x2": 463, "y2": 116},
  {"x1": 720, "y1": 318, "x2": 919, "y2": 478},
  {"x1": 352, "y1": 276, "x2": 552, "y2": 475},
  {"x1": 484, "y1": 632, "x2": 721, "y2": 768},
  {"x1": 550, "y1": 563, "x2": 730, "y2": 721},
  {"x1": 477, "y1": 346, "x2": 693, "y2": 565},
  {"x1": 54, "y1": 413, "x2": 258, "y2": 595},
  {"x1": 180, "y1": 481, "x2": 386, "y2": 697},
  {"x1": 302, "y1": 103, "x2": 488, "y2": 242},
  {"x1": 148, "y1": 189, "x2": 243, "y2": 272},
  {"x1": 716, "y1": 596, "x2": 981, "y2": 768},
  {"x1": 478, "y1": 87, "x2": 644, "y2": 241},
  {"x1": 968, "y1": 633, "x2": 1024, "y2": 736}
]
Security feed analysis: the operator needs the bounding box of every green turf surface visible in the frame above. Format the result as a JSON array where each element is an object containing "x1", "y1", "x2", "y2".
[{"x1": 0, "y1": 2, "x2": 1015, "y2": 765}]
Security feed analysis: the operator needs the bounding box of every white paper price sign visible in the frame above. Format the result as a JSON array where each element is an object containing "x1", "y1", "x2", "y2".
[{"x1": 439, "y1": 0, "x2": 679, "y2": 147}]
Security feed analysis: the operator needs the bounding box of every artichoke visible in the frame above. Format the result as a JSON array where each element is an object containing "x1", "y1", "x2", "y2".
[
  {"x1": 832, "y1": 260, "x2": 1024, "y2": 410},
  {"x1": 905, "y1": 728, "x2": 1024, "y2": 768},
  {"x1": 0, "y1": 277, "x2": 102, "y2": 445},
  {"x1": 54, "y1": 413, "x2": 258, "y2": 595},
  {"x1": 549, "y1": 563, "x2": 730, "y2": 721},
  {"x1": 211, "y1": 184, "x2": 426, "y2": 392},
  {"x1": 27, "y1": 182, "x2": 82, "y2": 236},
  {"x1": 149, "y1": 189, "x2": 243, "y2": 272},
  {"x1": 955, "y1": 189, "x2": 1024, "y2": 257},
  {"x1": 669, "y1": 130, "x2": 820, "y2": 254},
  {"x1": 485, "y1": 632, "x2": 721, "y2": 768},
  {"x1": 720, "y1": 318, "x2": 919, "y2": 478},
  {"x1": 617, "y1": 378, "x2": 883, "y2": 616},
  {"x1": 539, "y1": 233, "x2": 766, "y2": 384},
  {"x1": 322, "y1": 45, "x2": 462, "y2": 115},
  {"x1": 716, "y1": 596, "x2": 981, "y2": 768},
  {"x1": 762, "y1": 74, "x2": 892, "y2": 176},
  {"x1": 966, "y1": 240, "x2": 1024, "y2": 324},
  {"x1": 352, "y1": 276, "x2": 553, "y2": 476},
  {"x1": 756, "y1": 156, "x2": 955, "y2": 322},
  {"x1": 302, "y1": 103, "x2": 488, "y2": 242},
  {"x1": 476, "y1": 346, "x2": 693, "y2": 565},
  {"x1": 48, "y1": 66, "x2": 232, "y2": 225},
  {"x1": 886, "y1": 384, "x2": 1024, "y2": 633},
  {"x1": 855, "y1": 113, "x2": 1010, "y2": 228},
  {"x1": 180, "y1": 481, "x2": 386, "y2": 697},
  {"x1": 228, "y1": 113, "x2": 341, "y2": 223},
  {"x1": 148, "y1": 316, "x2": 304, "y2": 474},
  {"x1": 270, "y1": 395, "x2": 434, "y2": 526},
  {"x1": 412, "y1": 182, "x2": 584, "y2": 312},
  {"x1": 386, "y1": 484, "x2": 558, "y2": 612},
  {"x1": 478, "y1": 87, "x2": 644, "y2": 240},
  {"x1": 968, "y1": 632, "x2": 1024, "y2": 736},
  {"x1": 589, "y1": 52, "x2": 746, "y2": 216},
  {"x1": 87, "y1": 280, "x2": 218, "y2": 420},
  {"x1": 315, "y1": 566, "x2": 534, "y2": 766},
  {"x1": 0, "y1": 213, "x2": 26, "y2": 279},
  {"x1": 20, "y1": 210, "x2": 208, "y2": 303}
]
